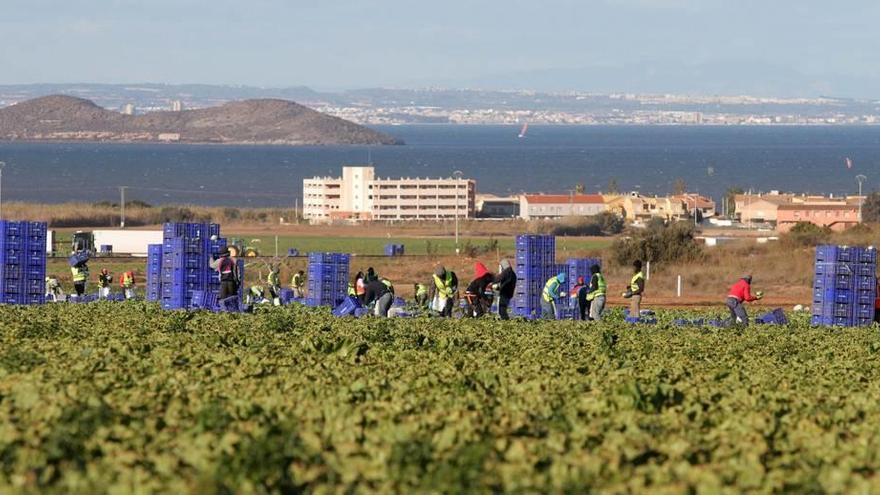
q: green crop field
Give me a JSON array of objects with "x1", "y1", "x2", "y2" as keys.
[{"x1": 1, "y1": 303, "x2": 879, "y2": 493}]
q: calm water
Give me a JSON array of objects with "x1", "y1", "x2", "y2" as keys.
[{"x1": 0, "y1": 125, "x2": 878, "y2": 207}]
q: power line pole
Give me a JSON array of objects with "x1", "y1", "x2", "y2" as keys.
[
  {"x1": 119, "y1": 186, "x2": 128, "y2": 228},
  {"x1": 856, "y1": 175, "x2": 867, "y2": 223}
]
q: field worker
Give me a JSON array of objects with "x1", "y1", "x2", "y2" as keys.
[
  {"x1": 98, "y1": 268, "x2": 113, "y2": 300},
  {"x1": 587, "y1": 264, "x2": 607, "y2": 321},
  {"x1": 209, "y1": 248, "x2": 239, "y2": 300},
  {"x1": 45, "y1": 276, "x2": 64, "y2": 302},
  {"x1": 430, "y1": 265, "x2": 458, "y2": 317},
  {"x1": 493, "y1": 259, "x2": 517, "y2": 320},
  {"x1": 622, "y1": 260, "x2": 645, "y2": 317},
  {"x1": 541, "y1": 272, "x2": 567, "y2": 319},
  {"x1": 119, "y1": 270, "x2": 135, "y2": 300},
  {"x1": 726, "y1": 275, "x2": 763, "y2": 326},
  {"x1": 71, "y1": 261, "x2": 89, "y2": 298},
  {"x1": 266, "y1": 265, "x2": 281, "y2": 305},
  {"x1": 247, "y1": 285, "x2": 267, "y2": 305},
  {"x1": 291, "y1": 270, "x2": 305, "y2": 299},
  {"x1": 363, "y1": 277, "x2": 394, "y2": 317},
  {"x1": 413, "y1": 283, "x2": 428, "y2": 307},
  {"x1": 355, "y1": 271, "x2": 367, "y2": 303},
  {"x1": 569, "y1": 276, "x2": 590, "y2": 321},
  {"x1": 464, "y1": 262, "x2": 494, "y2": 317}
]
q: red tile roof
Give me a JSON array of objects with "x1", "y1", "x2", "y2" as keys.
[{"x1": 524, "y1": 194, "x2": 604, "y2": 204}]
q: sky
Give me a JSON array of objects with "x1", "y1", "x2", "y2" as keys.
[{"x1": 2, "y1": 0, "x2": 880, "y2": 97}]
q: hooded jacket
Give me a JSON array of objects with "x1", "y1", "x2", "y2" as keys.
[
  {"x1": 494, "y1": 259, "x2": 517, "y2": 299},
  {"x1": 466, "y1": 262, "x2": 494, "y2": 298}
]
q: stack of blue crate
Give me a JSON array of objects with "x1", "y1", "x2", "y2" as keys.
[
  {"x1": 145, "y1": 243, "x2": 162, "y2": 302},
  {"x1": 0, "y1": 221, "x2": 47, "y2": 305},
  {"x1": 513, "y1": 234, "x2": 556, "y2": 319},
  {"x1": 384, "y1": 244, "x2": 405, "y2": 256},
  {"x1": 157, "y1": 222, "x2": 240, "y2": 310},
  {"x1": 812, "y1": 245, "x2": 877, "y2": 327},
  {"x1": 306, "y1": 252, "x2": 350, "y2": 307}
]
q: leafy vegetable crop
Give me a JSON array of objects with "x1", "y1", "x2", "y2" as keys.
[{"x1": 1, "y1": 303, "x2": 879, "y2": 493}]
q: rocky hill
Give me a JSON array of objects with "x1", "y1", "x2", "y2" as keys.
[{"x1": 0, "y1": 95, "x2": 402, "y2": 145}]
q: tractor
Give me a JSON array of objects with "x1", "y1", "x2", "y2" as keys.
[{"x1": 227, "y1": 238, "x2": 261, "y2": 257}]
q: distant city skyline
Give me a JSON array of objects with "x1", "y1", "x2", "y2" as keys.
[{"x1": 3, "y1": 0, "x2": 880, "y2": 98}]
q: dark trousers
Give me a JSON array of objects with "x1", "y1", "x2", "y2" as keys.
[
  {"x1": 74, "y1": 282, "x2": 85, "y2": 296},
  {"x1": 498, "y1": 296, "x2": 511, "y2": 320},
  {"x1": 220, "y1": 280, "x2": 238, "y2": 300},
  {"x1": 726, "y1": 297, "x2": 749, "y2": 326},
  {"x1": 441, "y1": 298, "x2": 454, "y2": 317},
  {"x1": 578, "y1": 300, "x2": 591, "y2": 321}
]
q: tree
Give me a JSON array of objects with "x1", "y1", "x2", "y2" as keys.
[
  {"x1": 862, "y1": 191, "x2": 880, "y2": 223},
  {"x1": 607, "y1": 178, "x2": 620, "y2": 194},
  {"x1": 612, "y1": 221, "x2": 702, "y2": 265},
  {"x1": 725, "y1": 187, "x2": 744, "y2": 218},
  {"x1": 673, "y1": 178, "x2": 688, "y2": 195}
]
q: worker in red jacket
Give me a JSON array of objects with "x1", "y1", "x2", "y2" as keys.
[{"x1": 726, "y1": 275, "x2": 763, "y2": 326}]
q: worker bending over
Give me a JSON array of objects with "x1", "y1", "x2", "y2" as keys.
[
  {"x1": 266, "y1": 265, "x2": 281, "y2": 305},
  {"x1": 291, "y1": 270, "x2": 305, "y2": 299},
  {"x1": 364, "y1": 278, "x2": 395, "y2": 317},
  {"x1": 541, "y1": 272, "x2": 567, "y2": 319},
  {"x1": 465, "y1": 262, "x2": 494, "y2": 317},
  {"x1": 726, "y1": 275, "x2": 762, "y2": 326},
  {"x1": 430, "y1": 265, "x2": 458, "y2": 317},
  {"x1": 413, "y1": 283, "x2": 428, "y2": 307}
]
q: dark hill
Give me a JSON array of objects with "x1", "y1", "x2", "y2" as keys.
[{"x1": 0, "y1": 95, "x2": 402, "y2": 145}]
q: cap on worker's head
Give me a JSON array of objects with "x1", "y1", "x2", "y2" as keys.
[
  {"x1": 577, "y1": 276, "x2": 585, "y2": 285},
  {"x1": 557, "y1": 272, "x2": 567, "y2": 283},
  {"x1": 743, "y1": 274, "x2": 752, "y2": 283},
  {"x1": 591, "y1": 264, "x2": 601, "y2": 274},
  {"x1": 499, "y1": 258, "x2": 511, "y2": 270},
  {"x1": 633, "y1": 260, "x2": 643, "y2": 270},
  {"x1": 434, "y1": 265, "x2": 446, "y2": 277}
]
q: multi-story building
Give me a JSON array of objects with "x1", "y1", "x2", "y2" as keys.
[
  {"x1": 303, "y1": 166, "x2": 475, "y2": 223},
  {"x1": 776, "y1": 204, "x2": 860, "y2": 232},
  {"x1": 519, "y1": 194, "x2": 605, "y2": 220},
  {"x1": 671, "y1": 194, "x2": 716, "y2": 219}
]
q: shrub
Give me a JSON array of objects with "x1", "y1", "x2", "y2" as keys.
[
  {"x1": 782, "y1": 222, "x2": 832, "y2": 247},
  {"x1": 612, "y1": 221, "x2": 702, "y2": 265}
]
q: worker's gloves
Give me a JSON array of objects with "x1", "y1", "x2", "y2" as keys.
[{"x1": 622, "y1": 290, "x2": 632, "y2": 299}]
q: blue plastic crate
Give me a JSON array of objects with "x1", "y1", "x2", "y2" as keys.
[
  {"x1": 332, "y1": 296, "x2": 363, "y2": 317},
  {"x1": 811, "y1": 315, "x2": 853, "y2": 326}
]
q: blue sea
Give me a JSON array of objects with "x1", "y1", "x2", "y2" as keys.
[{"x1": 0, "y1": 125, "x2": 878, "y2": 207}]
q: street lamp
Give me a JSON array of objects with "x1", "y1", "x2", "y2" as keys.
[
  {"x1": 0, "y1": 161, "x2": 5, "y2": 221},
  {"x1": 453, "y1": 170, "x2": 463, "y2": 255},
  {"x1": 856, "y1": 175, "x2": 867, "y2": 223}
]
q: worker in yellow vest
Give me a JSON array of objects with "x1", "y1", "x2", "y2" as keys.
[
  {"x1": 414, "y1": 283, "x2": 428, "y2": 307},
  {"x1": 71, "y1": 263, "x2": 89, "y2": 297},
  {"x1": 586, "y1": 264, "x2": 607, "y2": 321},
  {"x1": 541, "y1": 272, "x2": 567, "y2": 319},
  {"x1": 120, "y1": 271, "x2": 135, "y2": 300},
  {"x1": 291, "y1": 270, "x2": 306, "y2": 299},
  {"x1": 429, "y1": 266, "x2": 458, "y2": 317},
  {"x1": 266, "y1": 266, "x2": 281, "y2": 305},
  {"x1": 622, "y1": 260, "x2": 646, "y2": 317}
]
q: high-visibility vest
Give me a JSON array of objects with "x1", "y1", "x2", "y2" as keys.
[
  {"x1": 292, "y1": 273, "x2": 304, "y2": 288},
  {"x1": 347, "y1": 283, "x2": 356, "y2": 296},
  {"x1": 267, "y1": 271, "x2": 279, "y2": 287},
  {"x1": 542, "y1": 276, "x2": 562, "y2": 302},
  {"x1": 631, "y1": 272, "x2": 645, "y2": 293},
  {"x1": 433, "y1": 273, "x2": 454, "y2": 298},
  {"x1": 587, "y1": 273, "x2": 606, "y2": 301},
  {"x1": 121, "y1": 272, "x2": 134, "y2": 288},
  {"x1": 99, "y1": 274, "x2": 112, "y2": 288},
  {"x1": 381, "y1": 278, "x2": 394, "y2": 294},
  {"x1": 71, "y1": 265, "x2": 88, "y2": 283},
  {"x1": 416, "y1": 284, "x2": 428, "y2": 297}
]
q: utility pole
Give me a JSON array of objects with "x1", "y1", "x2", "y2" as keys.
[
  {"x1": 453, "y1": 170, "x2": 463, "y2": 254},
  {"x1": 119, "y1": 186, "x2": 128, "y2": 228},
  {"x1": 857, "y1": 175, "x2": 867, "y2": 223},
  {"x1": 0, "y1": 161, "x2": 5, "y2": 221}
]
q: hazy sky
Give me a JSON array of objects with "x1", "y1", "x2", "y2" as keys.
[{"x1": 3, "y1": 0, "x2": 879, "y2": 96}]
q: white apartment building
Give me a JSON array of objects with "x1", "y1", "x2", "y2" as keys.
[{"x1": 303, "y1": 166, "x2": 475, "y2": 223}]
